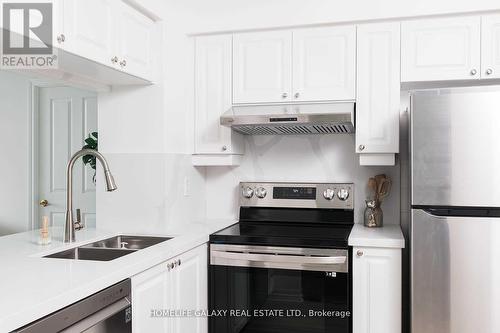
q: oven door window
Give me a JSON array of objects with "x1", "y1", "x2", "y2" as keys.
[{"x1": 210, "y1": 266, "x2": 351, "y2": 333}]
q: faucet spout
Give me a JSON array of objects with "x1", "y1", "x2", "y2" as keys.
[{"x1": 64, "y1": 149, "x2": 117, "y2": 243}]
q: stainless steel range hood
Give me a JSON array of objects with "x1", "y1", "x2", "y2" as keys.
[{"x1": 220, "y1": 102, "x2": 355, "y2": 135}]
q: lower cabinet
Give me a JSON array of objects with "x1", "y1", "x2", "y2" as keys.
[
  {"x1": 132, "y1": 244, "x2": 208, "y2": 333},
  {"x1": 353, "y1": 246, "x2": 401, "y2": 333}
]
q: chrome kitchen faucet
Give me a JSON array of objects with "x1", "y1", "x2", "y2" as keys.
[{"x1": 64, "y1": 149, "x2": 117, "y2": 243}]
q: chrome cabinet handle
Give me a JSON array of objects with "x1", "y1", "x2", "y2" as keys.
[
  {"x1": 111, "y1": 56, "x2": 118, "y2": 64},
  {"x1": 358, "y1": 144, "x2": 365, "y2": 151},
  {"x1": 470, "y1": 69, "x2": 477, "y2": 76},
  {"x1": 294, "y1": 92, "x2": 300, "y2": 99},
  {"x1": 281, "y1": 92, "x2": 288, "y2": 99},
  {"x1": 57, "y1": 34, "x2": 65, "y2": 43},
  {"x1": 486, "y1": 68, "x2": 493, "y2": 75},
  {"x1": 222, "y1": 145, "x2": 227, "y2": 151},
  {"x1": 119, "y1": 59, "x2": 127, "y2": 67},
  {"x1": 177, "y1": 259, "x2": 181, "y2": 266},
  {"x1": 356, "y1": 250, "x2": 364, "y2": 257}
]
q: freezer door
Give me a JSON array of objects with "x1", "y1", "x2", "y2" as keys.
[
  {"x1": 411, "y1": 209, "x2": 500, "y2": 333},
  {"x1": 411, "y1": 87, "x2": 500, "y2": 207}
]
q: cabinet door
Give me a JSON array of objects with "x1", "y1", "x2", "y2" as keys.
[
  {"x1": 353, "y1": 247, "x2": 401, "y2": 333},
  {"x1": 401, "y1": 16, "x2": 481, "y2": 82},
  {"x1": 356, "y1": 22, "x2": 400, "y2": 157},
  {"x1": 292, "y1": 26, "x2": 356, "y2": 101},
  {"x1": 233, "y1": 31, "x2": 292, "y2": 103},
  {"x1": 62, "y1": 0, "x2": 115, "y2": 67},
  {"x1": 481, "y1": 14, "x2": 500, "y2": 79},
  {"x1": 169, "y1": 244, "x2": 208, "y2": 333},
  {"x1": 132, "y1": 263, "x2": 170, "y2": 333},
  {"x1": 195, "y1": 35, "x2": 243, "y2": 155},
  {"x1": 115, "y1": 2, "x2": 155, "y2": 80}
]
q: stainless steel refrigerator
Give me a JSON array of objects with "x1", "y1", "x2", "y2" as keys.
[{"x1": 411, "y1": 87, "x2": 500, "y2": 333}]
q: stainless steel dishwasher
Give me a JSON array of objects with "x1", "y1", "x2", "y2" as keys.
[{"x1": 14, "y1": 279, "x2": 132, "y2": 333}]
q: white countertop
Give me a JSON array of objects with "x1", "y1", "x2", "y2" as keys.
[
  {"x1": 0, "y1": 220, "x2": 235, "y2": 332},
  {"x1": 348, "y1": 224, "x2": 405, "y2": 249}
]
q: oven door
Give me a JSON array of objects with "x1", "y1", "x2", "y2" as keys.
[{"x1": 209, "y1": 244, "x2": 351, "y2": 333}]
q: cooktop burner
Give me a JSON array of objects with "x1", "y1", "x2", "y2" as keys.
[{"x1": 210, "y1": 220, "x2": 353, "y2": 248}]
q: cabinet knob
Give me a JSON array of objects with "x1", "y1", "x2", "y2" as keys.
[
  {"x1": 294, "y1": 92, "x2": 300, "y2": 99},
  {"x1": 120, "y1": 59, "x2": 127, "y2": 67},
  {"x1": 486, "y1": 68, "x2": 493, "y2": 75},
  {"x1": 39, "y1": 199, "x2": 49, "y2": 207},
  {"x1": 177, "y1": 259, "x2": 181, "y2": 266},
  {"x1": 111, "y1": 56, "x2": 118, "y2": 64},
  {"x1": 358, "y1": 144, "x2": 365, "y2": 151},
  {"x1": 281, "y1": 92, "x2": 288, "y2": 99},
  {"x1": 222, "y1": 145, "x2": 227, "y2": 152},
  {"x1": 57, "y1": 34, "x2": 65, "y2": 43},
  {"x1": 356, "y1": 250, "x2": 364, "y2": 257},
  {"x1": 470, "y1": 69, "x2": 477, "y2": 76}
]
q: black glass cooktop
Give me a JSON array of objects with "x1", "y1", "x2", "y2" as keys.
[{"x1": 210, "y1": 207, "x2": 354, "y2": 249}]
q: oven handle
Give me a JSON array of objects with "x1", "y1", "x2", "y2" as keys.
[{"x1": 211, "y1": 250, "x2": 347, "y2": 265}]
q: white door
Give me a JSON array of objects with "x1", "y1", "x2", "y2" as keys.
[
  {"x1": 481, "y1": 14, "x2": 500, "y2": 79},
  {"x1": 233, "y1": 31, "x2": 292, "y2": 104},
  {"x1": 62, "y1": 0, "x2": 115, "y2": 67},
  {"x1": 401, "y1": 16, "x2": 481, "y2": 82},
  {"x1": 132, "y1": 262, "x2": 170, "y2": 333},
  {"x1": 356, "y1": 22, "x2": 400, "y2": 156},
  {"x1": 195, "y1": 35, "x2": 243, "y2": 155},
  {"x1": 38, "y1": 87, "x2": 97, "y2": 230},
  {"x1": 115, "y1": 2, "x2": 155, "y2": 80},
  {"x1": 353, "y1": 247, "x2": 401, "y2": 333},
  {"x1": 292, "y1": 26, "x2": 356, "y2": 101},
  {"x1": 169, "y1": 244, "x2": 208, "y2": 333}
]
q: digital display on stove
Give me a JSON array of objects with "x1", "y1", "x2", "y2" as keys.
[{"x1": 273, "y1": 187, "x2": 317, "y2": 200}]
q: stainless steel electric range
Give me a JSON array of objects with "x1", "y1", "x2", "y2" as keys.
[{"x1": 209, "y1": 182, "x2": 354, "y2": 333}]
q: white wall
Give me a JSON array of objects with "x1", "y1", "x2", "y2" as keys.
[{"x1": 0, "y1": 72, "x2": 31, "y2": 235}]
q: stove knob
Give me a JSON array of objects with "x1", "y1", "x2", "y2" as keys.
[
  {"x1": 337, "y1": 188, "x2": 350, "y2": 201},
  {"x1": 242, "y1": 187, "x2": 254, "y2": 199},
  {"x1": 255, "y1": 187, "x2": 267, "y2": 199},
  {"x1": 323, "y1": 188, "x2": 335, "y2": 201}
]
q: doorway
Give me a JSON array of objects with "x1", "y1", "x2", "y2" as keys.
[{"x1": 33, "y1": 86, "x2": 97, "y2": 230}]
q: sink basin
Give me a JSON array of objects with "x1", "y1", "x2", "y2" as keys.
[
  {"x1": 81, "y1": 235, "x2": 172, "y2": 250},
  {"x1": 43, "y1": 235, "x2": 172, "y2": 261},
  {"x1": 44, "y1": 247, "x2": 135, "y2": 261}
]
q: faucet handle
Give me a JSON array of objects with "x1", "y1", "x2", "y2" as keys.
[{"x1": 74, "y1": 209, "x2": 84, "y2": 231}]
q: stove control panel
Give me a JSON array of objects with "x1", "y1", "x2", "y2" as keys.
[{"x1": 240, "y1": 182, "x2": 354, "y2": 209}]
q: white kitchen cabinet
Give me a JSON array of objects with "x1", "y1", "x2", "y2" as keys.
[
  {"x1": 115, "y1": 1, "x2": 154, "y2": 80},
  {"x1": 131, "y1": 244, "x2": 208, "y2": 333},
  {"x1": 57, "y1": 0, "x2": 155, "y2": 82},
  {"x1": 233, "y1": 26, "x2": 356, "y2": 104},
  {"x1": 292, "y1": 26, "x2": 356, "y2": 102},
  {"x1": 233, "y1": 31, "x2": 292, "y2": 104},
  {"x1": 353, "y1": 247, "x2": 401, "y2": 333},
  {"x1": 401, "y1": 16, "x2": 481, "y2": 82},
  {"x1": 193, "y1": 35, "x2": 244, "y2": 166},
  {"x1": 61, "y1": 0, "x2": 115, "y2": 66},
  {"x1": 481, "y1": 14, "x2": 500, "y2": 79},
  {"x1": 356, "y1": 22, "x2": 400, "y2": 166}
]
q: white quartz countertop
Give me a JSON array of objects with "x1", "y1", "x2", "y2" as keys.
[
  {"x1": 348, "y1": 224, "x2": 405, "y2": 249},
  {"x1": 0, "y1": 220, "x2": 235, "y2": 332}
]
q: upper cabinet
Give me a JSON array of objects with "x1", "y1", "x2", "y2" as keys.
[
  {"x1": 233, "y1": 26, "x2": 356, "y2": 104},
  {"x1": 193, "y1": 35, "x2": 244, "y2": 166},
  {"x1": 401, "y1": 16, "x2": 481, "y2": 82},
  {"x1": 233, "y1": 31, "x2": 292, "y2": 104},
  {"x1": 293, "y1": 26, "x2": 356, "y2": 101},
  {"x1": 56, "y1": 0, "x2": 155, "y2": 82},
  {"x1": 61, "y1": 0, "x2": 114, "y2": 67},
  {"x1": 356, "y1": 22, "x2": 400, "y2": 166},
  {"x1": 481, "y1": 14, "x2": 500, "y2": 79}
]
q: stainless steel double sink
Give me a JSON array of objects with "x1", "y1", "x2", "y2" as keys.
[{"x1": 44, "y1": 235, "x2": 172, "y2": 261}]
